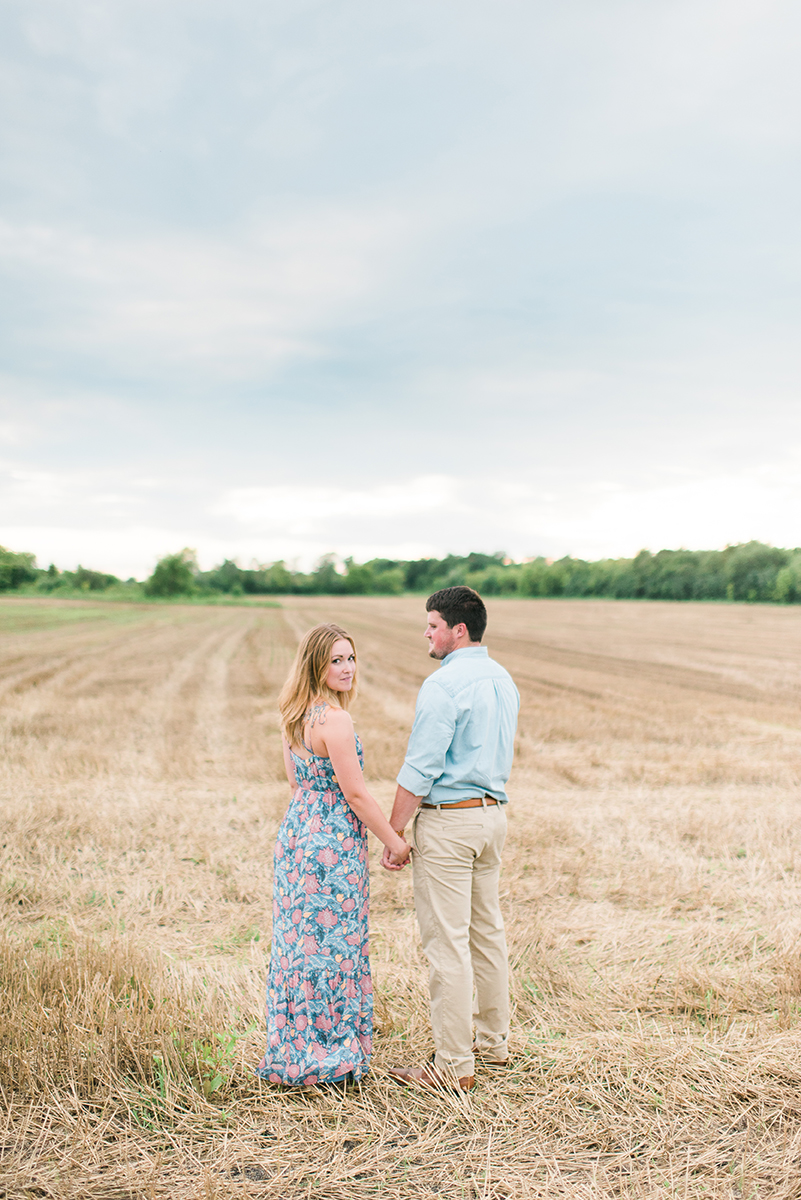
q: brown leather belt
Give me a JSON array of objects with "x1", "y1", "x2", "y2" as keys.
[{"x1": 421, "y1": 796, "x2": 499, "y2": 810}]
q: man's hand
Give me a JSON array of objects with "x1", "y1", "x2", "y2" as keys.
[
  {"x1": 381, "y1": 786, "x2": 421, "y2": 871},
  {"x1": 382, "y1": 841, "x2": 411, "y2": 871}
]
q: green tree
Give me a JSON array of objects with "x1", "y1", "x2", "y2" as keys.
[
  {"x1": 200, "y1": 559, "x2": 245, "y2": 594},
  {"x1": 144, "y1": 549, "x2": 198, "y2": 597},
  {"x1": 465, "y1": 565, "x2": 518, "y2": 595},
  {"x1": 256, "y1": 560, "x2": 294, "y2": 593},
  {"x1": 66, "y1": 566, "x2": 119, "y2": 591},
  {"x1": 370, "y1": 565, "x2": 404, "y2": 594},
  {"x1": 724, "y1": 542, "x2": 787, "y2": 602},
  {"x1": 0, "y1": 546, "x2": 37, "y2": 591},
  {"x1": 310, "y1": 554, "x2": 344, "y2": 594},
  {"x1": 519, "y1": 558, "x2": 549, "y2": 597},
  {"x1": 774, "y1": 553, "x2": 801, "y2": 603},
  {"x1": 341, "y1": 559, "x2": 374, "y2": 595}
]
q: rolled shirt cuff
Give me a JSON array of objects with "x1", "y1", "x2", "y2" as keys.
[{"x1": 396, "y1": 763, "x2": 431, "y2": 798}]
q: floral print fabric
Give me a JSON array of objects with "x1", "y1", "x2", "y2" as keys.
[{"x1": 256, "y1": 735, "x2": 372, "y2": 1085}]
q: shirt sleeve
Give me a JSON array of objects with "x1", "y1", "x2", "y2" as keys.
[{"x1": 396, "y1": 678, "x2": 457, "y2": 797}]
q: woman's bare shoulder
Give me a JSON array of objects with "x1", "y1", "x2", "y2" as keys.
[{"x1": 320, "y1": 706, "x2": 354, "y2": 737}]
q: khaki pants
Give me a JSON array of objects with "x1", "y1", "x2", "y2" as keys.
[{"x1": 411, "y1": 803, "x2": 509, "y2": 1080}]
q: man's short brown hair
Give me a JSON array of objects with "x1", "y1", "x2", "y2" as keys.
[{"x1": 426, "y1": 586, "x2": 487, "y2": 642}]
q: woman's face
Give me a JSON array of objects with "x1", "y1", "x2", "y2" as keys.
[{"x1": 325, "y1": 638, "x2": 356, "y2": 693}]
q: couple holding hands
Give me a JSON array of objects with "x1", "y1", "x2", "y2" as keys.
[{"x1": 256, "y1": 586, "x2": 519, "y2": 1093}]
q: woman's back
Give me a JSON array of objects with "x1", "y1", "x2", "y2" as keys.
[
  {"x1": 290, "y1": 738, "x2": 364, "y2": 792},
  {"x1": 289, "y1": 702, "x2": 363, "y2": 792}
]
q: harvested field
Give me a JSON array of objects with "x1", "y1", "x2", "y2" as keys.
[{"x1": 2, "y1": 593, "x2": 801, "y2": 1199}]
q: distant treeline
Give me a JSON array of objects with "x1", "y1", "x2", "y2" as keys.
[
  {"x1": 0, "y1": 548, "x2": 120, "y2": 594},
  {"x1": 3, "y1": 540, "x2": 801, "y2": 603}
]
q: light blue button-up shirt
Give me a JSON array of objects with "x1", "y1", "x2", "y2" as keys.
[{"x1": 397, "y1": 646, "x2": 520, "y2": 805}]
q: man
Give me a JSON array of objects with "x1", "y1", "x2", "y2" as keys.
[{"x1": 382, "y1": 585, "x2": 520, "y2": 1093}]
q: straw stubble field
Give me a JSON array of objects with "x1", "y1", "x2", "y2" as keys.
[{"x1": 2, "y1": 594, "x2": 801, "y2": 1199}]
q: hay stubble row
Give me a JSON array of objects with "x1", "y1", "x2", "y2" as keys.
[{"x1": 2, "y1": 595, "x2": 801, "y2": 1198}]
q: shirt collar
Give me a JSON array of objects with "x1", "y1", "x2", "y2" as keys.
[{"x1": 440, "y1": 645, "x2": 488, "y2": 666}]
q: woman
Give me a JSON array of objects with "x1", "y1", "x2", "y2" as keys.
[{"x1": 256, "y1": 623, "x2": 410, "y2": 1087}]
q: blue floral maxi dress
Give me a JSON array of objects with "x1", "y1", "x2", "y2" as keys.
[{"x1": 256, "y1": 735, "x2": 372, "y2": 1085}]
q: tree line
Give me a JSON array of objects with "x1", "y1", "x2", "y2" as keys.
[{"x1": 3, "y1": 540, "x2": 801, "y2": 603}]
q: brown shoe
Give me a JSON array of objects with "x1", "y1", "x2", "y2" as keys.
[
  {"x1": 472, "y1": 1045, "x2": 509, "y2": 1068},
  {"x1": 388, "y1": 1064, "x2": 475, "y2": 1093},
  {"x1": 474, "y1": 1054, "x2": 509, "y2": 1068}
]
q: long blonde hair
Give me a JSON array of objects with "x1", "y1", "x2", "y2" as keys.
[{"x1": 279, "y1": 623, "x2": 357, "y2": 748}]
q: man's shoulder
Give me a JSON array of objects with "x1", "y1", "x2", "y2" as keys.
[
  {"x1": 458, "y1": 648, "x2": 515, "y2": 682},
  {"x1": 482, "y1": 653, "x2": 515, "y2": 680},
  {"x1": 477, "y1": 657, "x2": 519, "y2": 699},
  {"x1": 429, "y1": 650, "x2": 517, "y2": 697},
  {"x1": 418, "y1": 670, "x2": 454, "y2": 699}
]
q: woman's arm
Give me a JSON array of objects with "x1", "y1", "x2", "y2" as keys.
[
  {"x1": 281, "y1": 735, "x2": 298, "y2": 791},
  {"x1": 319, "y1": 710, "x2": 410, "y2": 860}
]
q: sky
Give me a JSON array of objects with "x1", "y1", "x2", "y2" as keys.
[{"x1": 1, "y1": 0, "x2": 801, "y2": 578}]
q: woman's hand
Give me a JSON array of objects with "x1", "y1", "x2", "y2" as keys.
[{"x1": 382, "y1": 840, "x2": 411, "y2": 871}]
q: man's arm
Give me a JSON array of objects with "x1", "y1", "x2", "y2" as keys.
[
  {"x1": 395, "y1": 681, "x2": 455, "y2": 798},
  {"x1": 383, "y1": 679, "x2": 456, "y2": 872},
  {"x1": 381, "y1": 784, "x2": 422, "y2": 871}
]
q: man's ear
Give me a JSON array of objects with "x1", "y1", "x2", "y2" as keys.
[{"x1": 452, "y1": 622, "x2": 468, "y2": 640}]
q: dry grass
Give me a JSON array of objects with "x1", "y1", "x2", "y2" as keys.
[{"x1": 3, "y1": 595, "x2": 801, "y2": 1198}]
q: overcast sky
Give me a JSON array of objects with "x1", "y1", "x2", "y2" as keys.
[{"x1": 2, "y1": 0, "x2": 800, "y2": 577}]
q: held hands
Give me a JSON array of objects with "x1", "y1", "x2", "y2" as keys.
[{"x1": 382, "y1": 838, "x2": 411, "y2": 871}]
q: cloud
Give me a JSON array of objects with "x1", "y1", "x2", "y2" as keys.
[
  {"x1": 1, "y1": 1, "x2": 800, "y2": 578},
  {"x1": 211, "y1": 476, "x2": 461, "y2": 535},
  {"x1": 0, "y1": 422, "x2": 23, "y2": 446},
  {"x1": 0, "y1": 204, "x2": 417, "y2": 381},
  {"x1": 0, "y1": 525, "x2": 159, "y2": 578},
  {"x1": 0, "y1": 517, "x2": 445, "y2": 579},
  {"x1": 533, "y1": 466, "x2": 801, "y2": 560},
  {"x1": 206, "y1": 459, "x2": 801, "y2": 567},
  {"x1": 5, "y1": 456, "x2": 801, "y2": 580}
]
